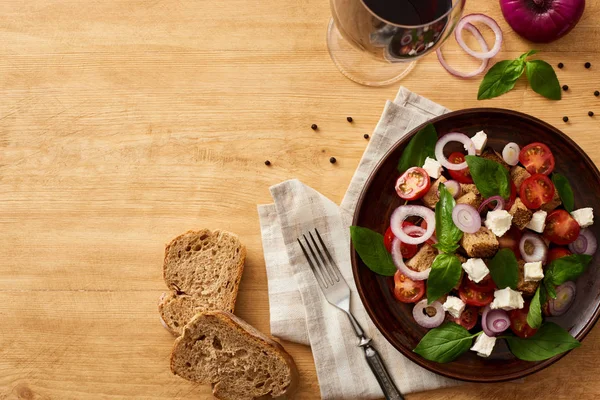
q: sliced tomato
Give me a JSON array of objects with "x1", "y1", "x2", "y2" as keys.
[
  {"x1": 466, "y1": 274, "x2": 497, "y2": 292},
  {"x1": 509, "y1": 303, "x2": 538, "y2": 338},
  {"x1": 384, "y1": 224, "x2": 418, "y2": 258},
  {"x1": 547, "y1": 247, "x2": 572, "y2": 263},
  {"x1": 544, "y1": 210, "x2": 581, "y2": 245},
  {"x1": 384, "y1": 227, "x2": 395, "y2": 252},
  {"x1": 519, "y1": 173, "x2": 555, "y2": 209},
  {"x1": 519, "y1": 142, "x2": 555, "y2": 175},
  {"x1": 450, "y1": 305, "x2": 479, "y2": 330},
  {"x1": 459, "y1": 285, "x2": 494, "y2": 307},
  {"x1": 393, "y1": 271, "x2": 425, "y2": 303},
  {"x1": 505, "y1": 181, "x2": 518, "y2": 210},
  {"x1": 447, "y1": 152, "x2": 474, "y2": 184},
  {"x1": 396, "y1": 167, "x2": 431, "y2": 201},
  {"x1": 417, "y1": 219, "x2": 436, "y2": 246},
  {"x1": 497, "y1": 226, "x2": 523, "y2": 259}
]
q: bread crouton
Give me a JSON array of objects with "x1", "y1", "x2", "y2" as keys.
[
  {"x1": 460, "y1": 184, "x2": 480, "y2": 197},
  {"x1": 509, "y1": 198, "x2": 533, "y2": 230},
  {"x1": 540, "y1": 187, "x2": 562, "y2": 212},
  {"x1": 422, "y1": 176, "x2": 447, "y2": 209},
  {"x1": 510, "y1": 166, "x2": 531, "y2": 190},
  {"x1": 517, "y1": 260, "x2": 539, "y2": 297},
  {"x1": 481, "y1": 149, "x2": 510, "y2": 171},
  {"x1": 456, "y1": 192, "x2": 483, "y2": 209},
  {"x1": 406, "y1": 243, "x2": 437, "y2": 272},
  {"x1": 460, "y1": 227, "x2": 499, "y2": 258}
]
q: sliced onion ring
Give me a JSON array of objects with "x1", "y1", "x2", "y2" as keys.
[
  {"x1": 456, "y1": 14, "x2": 503, "y2": 60},
  {"x1": 412, "y1": 299, "x2": 445, "y2": 328},
  {"x1": 404, "y1": 225, "x2": 438, "y2": 245},
  {"x1": 452, "y1": 204, "x2": 482, "y2": 234},
  {"x1": 434, "y1": 133, "x2": 477, "y2": 171},
  {"x1": 569, "y1": 228, "x2": 598, "y2": 256},
  {"x1": 392, "y1": 238, "x2": 430, "y2": 281},
  {"x1": 478, "y1": 196, "x2": 505, "y2": 213},
  {"x1": 436, "y1": 23, "x2": 490, "y2": 78},
  {"x1": 390, "y1": 205, "x2": 436, "y2": 245},
  {"x1": 502, "y1": 142, "x2": 520, "y2": 166},
  {"x1": 549, "y1": 281, "x2": 576, "y2": 317},
  {"x1": 519, "y1": 232, "x2": 548, "y2": 263},
  {"x1": 443, "y1": 180, "x2": 462, "y2": 199},
  {"x1": 482, "y1": 305, "x2": 510, "y2": 336}
]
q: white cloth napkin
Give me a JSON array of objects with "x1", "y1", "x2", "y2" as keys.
[{"x1": 258, "y1": 87, "x2": 457, "y2": 399}]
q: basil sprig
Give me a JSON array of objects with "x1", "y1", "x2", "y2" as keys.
[
  {"x1": 433, "y1": 184, "x2": 463, "y2": 254},
  {"x1": 505, "y1": 323, "x2": 581, "y2": 361},
  {"x1": 551, "y1": 173, "x2": 575, "y2": 212},
  {"x1": 465, "y1": 156, "x2": 511, "y2": 199},
  {"x1": 527, "y1": 285, "x2": 546, "y2": 330},
  {"x1": 350, "y1": 226, "x2": 396, "y2": 276},
  {"x1": 414, "y1": 322, "x2": 482, "y2": 363},
  {"x1": 397, "y1": 123, "x2": 437, "y2": 173},
  {"x1": 545, "y1": 254, "x2": 593, "y2": 286},
  {"x1": 426, "y1": 254, "x2": 462, "y2": 304},
  {"x1": 488, "y1": 248, "x2": 519, "y2": 290}
]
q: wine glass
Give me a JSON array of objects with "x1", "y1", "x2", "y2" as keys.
[{"x1": 328, "y1": 0, "x2": 466, "y2": 86}]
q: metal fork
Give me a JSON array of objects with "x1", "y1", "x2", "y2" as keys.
[{"x1": 298, "y1": 229, "x2": 404, "y2": 400}]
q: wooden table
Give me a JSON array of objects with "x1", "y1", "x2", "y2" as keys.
[{"x1": 1, "y1": 0, "x2": 600, "y2": 399}]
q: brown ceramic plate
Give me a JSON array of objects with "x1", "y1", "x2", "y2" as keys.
[{"x1": 351, "y1": 108, "x2": 600, "y2": 382}]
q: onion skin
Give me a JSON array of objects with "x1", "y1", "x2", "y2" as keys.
[{"x1": 500, "y1": 0, "x2": 586, "y2": 43}]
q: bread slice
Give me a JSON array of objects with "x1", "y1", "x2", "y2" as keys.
[
  {"x1": 171, "y1": 311, "x2": 299, "y2": 400},
  {"x1": 159, "y1": 229, "x2": 246, "y2": 336}
]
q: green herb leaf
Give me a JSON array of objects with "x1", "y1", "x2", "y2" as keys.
[
  {"x1": 465, "y1": 155, "x2": 511, "y2": 199},
  {"x1": 526, "y1": 60, "x2": 562, "y2": 100},
  {"x1": 551, "y1": 173, "x2": 575, "y2": 212},
  {"x1": 350, "y1": 226, "x2": 396, "y2": 276},
  {"x1": 426, "y1": 253, "x2": 463, "y2": 304},
  {"x1": 518, "y1": 50, "x2": 539, "y2": 61},
  {"x1": 397, "y1": 123, "x2": 438, "y2": 173},
  {"x1": 505, "y1": 322, "x2": 581, "y2": 361},
  {"x1": 432, "y1": 184, "x2": 463, "y2": 254},
  {"x1": 546, "y1": 254, "x2": 593, "y2": 286},
  {"x1": 488, "y1": 248, "x2": 519, "y2": 290},
  {"x1": 527, "y1": 286, "x2": 546, "y2": 330},
  {"x1": 414, "y1": 322, "x2": 481, "y2": 363},
  {"x1": 544, "y1": 275, "x2": 557, "y2": 299},
  {"x1": 478, "y1": 59, "x2": 526, "y2": 100}
]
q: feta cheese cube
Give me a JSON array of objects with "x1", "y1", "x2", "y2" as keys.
[
  {"x1": 443, "y1": 296, "x2": 466, "y2": 318},
  {"x1": 471, "y1": 131, "x2": 488, "y2": 155},
  {"x1": 571, "y1": 208, "x2": 594, "y2": 228},
  {"x1": 490, "y1": 287, "x2": 524, "y2": 311},
  {"x1": 422, "y1": 157, "x2": 442, "y2": 179},
  {"x1": 461, "y1": 258, "x2": 489, "y2": 283},
  {"x1": 470, "y1": 333, "x2": 497, "y2": 357},
  {"x1": 485, "y1": 209, "x2": 513, "y2": 237},
  {"x1": 524, "y1": 261, "x2": 544, "y2": 282},
  {"x1": 526, "y1": 210, "x2": 547, "y2": 233}
]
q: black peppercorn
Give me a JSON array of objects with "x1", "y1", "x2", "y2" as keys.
[
  {"x1": 311, "y1": 124, "x2": 318, "y2": 130},
  {"x1": 364, "y1": 134, "x2": 369, "y2": 139},
  {"x1": 264, "y1": 160, "x2": 271, "y2": 166},
  {"x1": 329, "y1": 157, "x2": 336, "y2": 164},
  {"x1": 558, "y1": 63, "x2": 564, "y2": 69},
  {"x1": 589, "y1": 111, "x2": 594, "y2": 117},
  {"x1": 585, "y1": 62, "x2": 591, "y2": 69},
  {"x1": 562, "y1": 85, "x2": 569, "y2": 91},
  {"x1": 563, "y1": 116, "x2": 569, "y2": 122},
  {"x1": 347, "y1": 116, "x2": 353, "y2": 122},
  {"x1": 595, "y1": 91, "x2": 600, "y2": 97}
]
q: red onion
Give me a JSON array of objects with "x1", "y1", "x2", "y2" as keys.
[
  {"x1": 502, "y1": 142, "x2": 520, "y2": 166},
  {"x1": 436, "y1": 23, "x2": 490, "y2": 79},
  {"x1": 477, "y1": 196, "x2": 505, "y2": 213},
  {"x1": 390, "y1": 205, "x2": 436, "y2": 245},
  {"x1": 392, "y1": 238, "x2": 430, "y2": 281},
  {"x1": 452, "y1": 204, "x2": 482, "y2": 234},
  {"x1": 434, "y1": 133, "x2": 477, "y2": 171},
  {"x1": 500, "y1": 0, "x2": 585, "y2": 44},
  {"x1": 569, "y1": 228, "x2": 598, "y2": 256},
  {"x1": 519, "y1": 232, "x2": 548, "y2": 263},
  {"x1": 549, "y1": 281, "x2": 576, "y2": 316},
  {"x1": 482, "y1": 305, "x2": 510, "y2": 336},
  {"x1": 443, "y1": 180, "x2": 462, "y2": 199},
  {"x1": 456, "y1": 14, "x2": 503, "y2": 60},
  {"x1": 413, "y1": 299, "x2": 445, "y2": 328}
]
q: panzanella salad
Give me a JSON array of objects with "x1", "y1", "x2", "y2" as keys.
[{"x1": 351, "y1": 124, "x2": 594, "y2": 363}]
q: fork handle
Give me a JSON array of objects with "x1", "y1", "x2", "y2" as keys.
[{"x1": 363, "y1": 344, "x2": 404, "y2": 400}]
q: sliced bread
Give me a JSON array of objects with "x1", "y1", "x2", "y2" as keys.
[
  {"x1": 171, "y1": 311, "x2": 299, "y2": 400},
  {"x1": 159, "y1": 229, "x2": 246, "y2": 336}
]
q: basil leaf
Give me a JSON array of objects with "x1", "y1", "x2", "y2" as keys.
[
  {"x1": 414, "y1": 322, "x2": 480, "y2": 363},
  {"x1": 432, "y1": 184, "x2": 463, "y2": 254},
  {"x1": 527, "y1": 286, "x2": 546, "y2": 330},
  {"x1": 397, "y1": 123, "x2": 438, "y2": 173},
  {"x1": 426, "y1": 254, "x2": 462, "y2": 304},
  {"x1": 551, "y1": 173, "x2": 575, "y2": 212},
  {"x1": 546, "y1": 254, "x2": 593, "y2": 286},
  {"x1": 350, "y1": 226, "x2": 396, "y2": 276},
  {"x1": 526, "y1": 60, "x2": 561, "y2": 101},
  {"x1": 506, "y1": 322, "x2": 581, "y2": 361},
  {"x1": 478, "y1": 59, "x2": 525, "y2": 100},
  {"x1": 465, "y1": 156, "x2": 511, "y2": 199},
  {"x1": 519, "y1": 50, "x2": 538, "y2": 61},
  {"x1": 488, "y1": 248, "x2": 519, "y2": 290},
  {"x1": 544, "y1": 275, "x2": 557, "y2": 299}
]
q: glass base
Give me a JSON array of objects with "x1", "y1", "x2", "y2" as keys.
[{"x1": 326, "y1": 18, "x2": 416, "y2": 87}]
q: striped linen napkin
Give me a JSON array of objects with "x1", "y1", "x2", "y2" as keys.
[{"x1": 257, "y1": 87, "x2": 458, "y2": 399}]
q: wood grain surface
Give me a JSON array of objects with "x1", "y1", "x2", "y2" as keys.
[{"x1": 1, "y1": 1, "x2": 600, "y2": 399}]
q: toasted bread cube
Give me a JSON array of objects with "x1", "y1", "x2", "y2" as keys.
[
  {"x1": 540, "y1": 187, "x2": 562, "y2": 212},
  {"x1": 481, "y1": 149, "x2": 510, "y2": 171},
  {"x1": 406, "y1": 243, "x2": 437, "y2": 272},
  {"x1": 509, "y1": 198, "x2": 533, "y2": 230},
  {"x1": 456, "y1": 192, "x2": 483, "y2": 210},
  {"x1": 460, "y1": 184, "x2": 480, "y2": 197},
  {"x1": 517, "y1": 260, "x2": 539, "y2": 297},
  {"x1": 422, "y1": 176, "x2": 447, "y2": 209},
  {"x1": 510, "y1": 166, "x2": 531, "y2": 190},
  {"x1": 460, "y1": 227, "x2": 499, "y2": 258}
]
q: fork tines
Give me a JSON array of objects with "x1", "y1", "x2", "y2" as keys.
[{"x1": 297, "y1": 229, "x2": 341, "y2": 289}]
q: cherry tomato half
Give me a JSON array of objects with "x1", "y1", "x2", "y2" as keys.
[
  {"x1": 449, "y1": 305, "x2": 479, "y2": 331},
  {"x1": 497, "y1": 226, "x2": 523, "y2": 259},
  {"x1": 519, "y1": 142, "x2": 555, "y2": 175},
  {"x1": 447, "y1": 152, "x2": 474, "y2": 184},
  {"x1": 544, "y1": 210, "x2": 581, "y2": 245},
  {"x1": 519, "y1": 173, "x2": 555, "y2": 209},
  {"x1": 393, "y1": 271, "x2": 425, "y2": 303},
  {"x1": 459, "y1": 284, "x2": 494, "y2": 307},
  {"x1": 509, "y1": 303, "x2": 538, "y2": 338},
  {"x1": 383, "y1": 224, "x2": 418, "y2": 259},
  {"x1": 547, "y1": 247, "x2": 572, "y2": 263},
  {"x1": 395, "y1": 167, "x2": 431, "y2": 201},
  {"x1": 466, "y1": 273, "x2": 497, "y2": 292}
]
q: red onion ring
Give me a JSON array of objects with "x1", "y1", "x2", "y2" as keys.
[
  {"x1": 390, "y1": 205, "x2": 436, "y2": 245},
  {"x1": 456, "y1": 14, "x2": 503, "y2": 60},
  {"x1": 569, "y1": 229, "x2": 598, "y2": 256},
  {"x1": 502, "y1": 142, "x2": 520, "y2": 166},
  {"x1": 519, "y1": 232, "x2": 548, "y2": 263},
  {"x1": 452, "y1": 204, "x2": 482, "y2": 234},
  {"x1": 436, "y1": 23, "x2": 490, "y2": 79},
  {"x1": 404, "y1": 225, "x2": 439, "y2": 245},
  {"x1": 434, "y1": 133, "x2": 476, "y2": 171},
  {"x1": 549, "y1": 281, "x2": 576, "y2": 317},
  {"x1": 477, "y1": 196, "x2": 505, "y2": 213},
  {"x1": 442, "y1": 180, "x2": 462, "y2": 199},
  {"x1": 391, "y1": 237, "x2": 430, "y2": 281},
  {"x1": 482, "y1": 305, "x2": 510, "y2": 336},
  {"x1": 412, "y1": 299, "x2": 445, "y2": 329}
]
